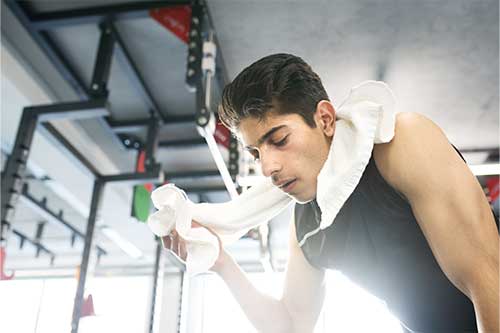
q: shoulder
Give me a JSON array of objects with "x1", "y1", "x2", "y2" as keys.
[{"x1": 372, "y1": 112, "x2": 454, "y2": 197}]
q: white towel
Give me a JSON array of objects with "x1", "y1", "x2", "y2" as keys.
[{"x1": 148, "y1": 80, "x2": 396, "y2": 275}]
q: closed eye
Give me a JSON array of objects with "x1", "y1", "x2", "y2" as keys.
[{"x1": 272, "y1": 135, "x2": 289, "y2": 147}]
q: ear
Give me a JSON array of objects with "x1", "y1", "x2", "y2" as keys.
[{"x1": 314, "y1": 100, "x2": 336, "y2": 137}]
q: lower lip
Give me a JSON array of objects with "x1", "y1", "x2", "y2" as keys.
[{"x1": 282, "y1": 179, "x2": 297, "y2": 193}]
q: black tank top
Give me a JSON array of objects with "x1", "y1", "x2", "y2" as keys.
[{"x1": 294, "y1": 151, "x2": 486, "y2": 332}]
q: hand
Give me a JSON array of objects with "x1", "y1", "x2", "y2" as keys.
[{"x1": 161, "y1": 221, "x2": 228, "y2": 271}]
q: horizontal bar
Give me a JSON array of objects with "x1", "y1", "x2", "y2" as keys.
[
  {"x1": 39, "y1": 123, "x2": 101, "y2": 178},
  {"x1": 24, "y1": 99, "x2": 109, "y2": 122},
  {"x1": 164, "y1": 170, "x2": 221, "y2": 180},
  {"x1": 100, "y1": 164, "x2": 163, "y2": 184},
  {"x1": 108, "y1": 115, "x2": 196, "y2": 133},
  {"x1": 459, "y1": 147, "x2": 499, "y2": 154},
  {"x1": 19, "y1": 187, "x2": 108, "y2": 255},
  {"x1": 28, "y1": 1, "x2": 191, "y2": 30},
  {"x1": 12, "y1": 228, "x2": 55, "y2": 258},
  {"x1": 107, "y1": 118, "x2": 150, "y2": 133},
  {"x1": 159, "y1": 138, "x2": 206, "y2": 149},
  {"x1": 183, "y1": 185, "x2": 227, "y2": 193}
]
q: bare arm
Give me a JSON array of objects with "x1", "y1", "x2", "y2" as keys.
[
  {"x1": 212, "y1": 248, "x2": 293, "y2": 333},
  {"x1": 195, "y1": 213, "x2": 325, "y2": 333},
  {"x1": 374, "y1": 112, "x2": 499, "y2": 332}
]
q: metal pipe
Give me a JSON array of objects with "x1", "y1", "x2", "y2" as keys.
[
  {"x1": 148, "y1": 239, "x2": 164, "y2": 333},
  {"x1": 71, "y1": 180, "x2": 105, "y2": 333}
]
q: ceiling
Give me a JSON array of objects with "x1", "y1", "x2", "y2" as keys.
[{"x1": 1, "y1": 0, "x2": 498, "y2": 276}]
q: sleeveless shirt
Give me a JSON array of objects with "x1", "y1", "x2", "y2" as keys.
[{"x1": 294, "y1": 150, "x2": 495, "y2": 332}]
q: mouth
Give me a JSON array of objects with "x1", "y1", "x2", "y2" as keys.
[{"x1": 279, "y1": 179, "x2": 297, "y2": 193}]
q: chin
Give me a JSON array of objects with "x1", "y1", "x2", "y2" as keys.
[{"x1": 290, "y1": 192, "x2": 315, "y2": 204}]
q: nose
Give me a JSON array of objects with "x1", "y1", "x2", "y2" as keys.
[{"x1": 260, "y1": 151, "x2": 281, "y2": 178}]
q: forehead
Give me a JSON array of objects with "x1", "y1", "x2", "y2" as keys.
[{"x1": 237, "y1": 112, "x2": 305, "y2": 147}]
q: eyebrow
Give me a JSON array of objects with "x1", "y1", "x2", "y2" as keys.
[{"x1": 244, "y1": 125, "x2": 287, "y2": 150}]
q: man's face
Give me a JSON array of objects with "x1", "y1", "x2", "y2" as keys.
[{"x1": 238, "y1": 111, "x2": 332, "y2": 203}]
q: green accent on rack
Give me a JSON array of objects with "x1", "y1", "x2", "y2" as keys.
[{"x1": 132, "y1": 185, "x2": 151, "y2": 223}]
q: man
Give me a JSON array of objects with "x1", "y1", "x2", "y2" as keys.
[{"x1": 163, "y1": 54, "x2": 499, "y2": 332}]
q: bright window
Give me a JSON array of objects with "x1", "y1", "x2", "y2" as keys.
[{"x1": 0, "y1": 276, "x2": 150, "y2": 333}]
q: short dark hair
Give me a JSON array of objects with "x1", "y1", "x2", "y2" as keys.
[{"x1": 218, "y1": 53, "x2": 329, "y2": 130}]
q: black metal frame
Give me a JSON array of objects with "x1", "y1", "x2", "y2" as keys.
[
  {"x1": 1, "y1": 99, "x2": 110, "y2": 244},
  {"x1": 3, "y1": 2, "x2": 231, "y2": 332},
  {"x1": 20, "y1": 184, "x2": 107, "y2": 256}
]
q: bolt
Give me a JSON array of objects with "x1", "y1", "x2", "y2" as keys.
[
  {"x1": 188, "y1": 69, "x2": 195, "y2": 77},
  {"x1": 197, "y1": 116, "x2": 207, "y2": 125},
  {"x1": 189, "y1": 55, "x2": 196, "y2": 62},
  {"x1": 192, "y1": 17, "x2": 199, "y2": 25},
  {"x1": 92, "y1": 83, "x2": 99, "y2": 90},
  {"x1": 189, "y1": 42, "x2": 196, "y2": 49},
  {"x1": 190, "y1": 30, "x2": 198, "y2": 37}
]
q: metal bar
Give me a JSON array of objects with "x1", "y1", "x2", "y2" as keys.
[
  {"x1": 11, "y1": 228, "x2": 55, "y2": 259},
  {"x1": 459, "y1": 147, "x2": 499, "y2": 154},
  {"x1": 145, "y1": 119, "x2": 160, "y2": 169},
  {"x1": 148, "y1": 239, "x2": 163, "y2": 333},
  {"x1": 185, "y1": 0, "x2": 204, "y2": 92},
  {"x1": 5, "y1": 0, "x2": 89, "y2": 99},
  {"x1": 28, "y1": 1, "x2": 191, "y2": 30},
  {"x1": 164, "y1": 170, "x2": 221, "y2": 179},
  {"x1": 19, "y1": 185, "x2": 107, "y2": 255},
  {"x1": 7, "y1": 1, "x2": 128, "y2": 148},
  {"x1": 228, "y1": 136, "x2": 239, "y2": 180},
  {"x1": 89, "y1": 23, "x2": 115, "y2": 98},
  {"x1": 159, "y1": 138, "x2": 206, "y2": 149},
  {"x1": 108, "y1": 115, "x2": 196, "y2": 133},
  {"x1": 109, "y1": 22, "x2": 166, "y2": 123},
  {"x1": 182, "y1": 185, "x2": 227, "y2": 193},
  {"x1": 1, "y1": 111, "x2": 38, "y2": 242},
  {"x1": 39, "y1": 123, "x2": 101, "y2": 178},
  {"x1": 100, "y1": 164, "x2": 163, "y2": 184},
  {"x1": 205, "y1": 1, "x2": 229, "y2": 87},
  {"x1": 26, "y1": 99, "x2": 109, "y2": 122},
  {"x1": 71, "y1": 180, "x2": 105, "y2": 333}
]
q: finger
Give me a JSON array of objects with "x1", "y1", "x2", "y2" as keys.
[
  {"x1": 192, "y1": 220, "x2": 203, "y2": 228},
  {"x1": 161, "y1": 235, "x2": 172, "y2": 250},
  {"x1": 171, "y1": 234, "x2": 179, "y2": 255},
  {"x1": 179, "y1": 239, "x2": 187, "y2": 261}
]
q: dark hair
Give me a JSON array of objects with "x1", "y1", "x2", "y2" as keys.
[{"x1": 218, "y1": 53, "x2": 329, "y2": 130}]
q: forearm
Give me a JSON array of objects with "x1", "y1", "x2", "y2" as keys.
[
  {"x1": 213, "y1": 251, "x2": 293, "y2": 333},
  {"x1": 470, "y1": 255, "x2": 499, "y2": 333}
]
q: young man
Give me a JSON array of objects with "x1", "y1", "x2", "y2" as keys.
[{"x1": 164, "y1": 54, "x2": 499, "y2": 333}]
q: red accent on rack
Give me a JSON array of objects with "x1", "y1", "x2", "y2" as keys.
[{"x1": 150, "y1": 6, "x2": 192, "y2": 44}]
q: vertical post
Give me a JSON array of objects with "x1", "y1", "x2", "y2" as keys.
[
  {"x1": 71, "y1": 179, "x2": 105, "y2": 333},
  {"x1": 149, "y1": 239, "x2": 164, "y2": 333},
  {"x1": 89, "y1": 21, "x2": 115, "y2": 98},
  {"x1": 1, "y1": 110, "x2": 38, "y2": 244},
  {"x1": 144, "y1": 118, "x2": 160, "y2": 171}
]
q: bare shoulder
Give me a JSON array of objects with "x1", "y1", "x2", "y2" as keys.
[{"x1": 372, "y1": 112, "x2": 455, "y2": 197}]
